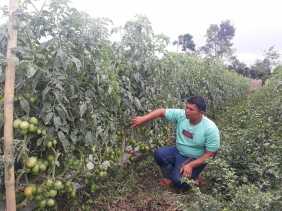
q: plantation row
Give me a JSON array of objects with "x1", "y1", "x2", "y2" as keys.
[
  {"x1": 0, "y1": 1, "x2": 250, "y2": 210},
  {"x1": 178, "y1": 66, "x2": 282, "y2": 210}
]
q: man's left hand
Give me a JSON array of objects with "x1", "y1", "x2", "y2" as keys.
[{"x1": 180, "y1": 164, "x2": 193, "y2": 178}]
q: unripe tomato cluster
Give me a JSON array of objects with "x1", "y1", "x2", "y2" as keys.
[
  {"x1": 13, "y1": 117, "x2": 45, "y2": 135},
  {"x1": 23, "y1": 179, "x2": 71, "y2": 209},
  {"x1": 13, "y1": 115, "x2": 70, "y2": 209},
  {"x1": 24, "y1": 157, "x2": 49, "y2": 175},
  {"x1": 15, "y1": 94, "x2": 37, "y2": 104}
]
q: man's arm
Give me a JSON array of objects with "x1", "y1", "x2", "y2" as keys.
[
  {"x1": 131, "y1": 108, "x2": 165, "y2": 128},
  {"x1": 180, "y1": 151, "x2": 216, "y2": 178}
]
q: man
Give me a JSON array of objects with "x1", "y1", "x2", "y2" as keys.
[{"x1": 131, "y1": 96, "x2": 220, "y2": 190}]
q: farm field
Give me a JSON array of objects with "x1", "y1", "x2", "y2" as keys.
[{"x1": 0, "y1": 1, "x2": 281, "y2": 210}]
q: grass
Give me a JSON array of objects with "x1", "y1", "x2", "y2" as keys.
[{"x1": 92, "y1": 153, "x2": 191, "y2": 211}]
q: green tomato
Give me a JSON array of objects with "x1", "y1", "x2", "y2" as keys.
[
  {"x1": 99, "y1": 171, "x2": 107, "y2": 177},
  {"x1": 39, "y1": 163, "x2": 47, "y2": 172},
  {"x1": 36, "y1": 186, "x2": 43, "y2": 194},
  {"x1": 30, "y1": 184, "x2": 37, "y2": 194},
  {"x1": 47, "y1": 141, "x2": 53, "y2": 148},
  {"x1": 13, "y1": 119, "x2": 22, "y2": 129},
  {"x1": 54, "y1": 180, "x2": 64, "y2": 190},
  {"x1": 65, "y1": 181, "x2": 73, "y2": 192},
  {"x1": 47, "y1": 155, "x2": 55, "y2": 163},
  {"x1": 28, "y1": 124, "x2": 37, "y2": 133},
  {"x1": 38, "y1": 200, "x2": 47, "y2": 208},
  {"x1": 45, "y1": 179, "x2": 54, "y2": 187},
  {"x1": 46, "y1": 198, "x2": 55, "y2": 207},
  {"x1": 52, "y1": 139, "x2": 57, "y2": 145},
  {"x1": 31, "y1": 164, "x2": 40, "y2": 175},
  {"x1": 20, "y1": 129, "x2": 28, "y2": 135},
  {"x1": 34, "y1": 195, "x2": 42, "y2": 202},
  {"x1": 48, "y1": 189, "x2": 57, "y2": 197},
  {"x1": 43, "y1": 160, "x2": 49, "y2": 166},
  {"x1": 65, "y1": 181, "x2": 72, "y2": 188},
  {"x1": 29, "y1": 117, "x2": 39, "y2": 125},
  {"x1": 25, "y1": 157, "x2": 37, "y2": 169},
  {"x1": 20, "y1": 121, "x2": 29, "y2": 130},
  {"x1": 37, "y1": 129, "x2": 42, "y2": 135},
  {"x1": 30, "y1": 96, "x2": 37, "y2": 103},
  {"x1": 70, "y1": 190, "x2": 76, "y2": 198}
]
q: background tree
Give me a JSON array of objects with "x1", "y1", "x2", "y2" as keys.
[
  {"x1": 201, "y1": 20, "x2": 235, "y2": 59},
  {"x1": 264, "y1": 46, "x2": 280, "y2": 68},
  {"x1": 173, "y1": 33, "x2": 195, "y2": 52},
  {"x1": 228, "y1": 56, "x2": 250, "y2": 77},
  {"x1": 250, "y1": 46, "x2": 280, "y2": 84}
]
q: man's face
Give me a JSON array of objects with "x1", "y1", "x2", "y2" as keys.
[{"x1": 185, "y1": 103, "x2": 202, "y2": 121}]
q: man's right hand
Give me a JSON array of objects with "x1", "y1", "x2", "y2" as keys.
[
  {"x1": 131, "y1": 108, "x2": 165, "y2": 128},
  {"x1": 131, "y1": 116, "x2": 145, "y2": 128}
]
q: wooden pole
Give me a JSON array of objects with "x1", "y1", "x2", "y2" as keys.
[{"x1": 4, "y1": 0, "x2": 17, "y2": 210}]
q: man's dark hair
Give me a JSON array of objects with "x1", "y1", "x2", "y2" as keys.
[{"x1": 186, "y1": 96, "x2": 207, "y2": 112}]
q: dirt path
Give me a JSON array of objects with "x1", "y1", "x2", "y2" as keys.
[
  {"x1": 93, "y1": 156, "x2": 185, "y2": 211},
  {"x1": 248, "y1": 79, "x2": 262, "y2": 94}
]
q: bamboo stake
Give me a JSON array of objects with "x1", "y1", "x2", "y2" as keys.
[{"x1": 4, "y1": 0, "x2": 18, "y2": 210}]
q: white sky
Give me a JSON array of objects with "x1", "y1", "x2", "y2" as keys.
[{"x1": 1, "y1": 0, "x2": 282, "y2": 65}]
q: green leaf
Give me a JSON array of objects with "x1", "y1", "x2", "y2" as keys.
[
  {"x1": 42, "y1": 86, "x2": 51, "y2": 101},
  {"x1": 26, "y1": 64, "x2": 38, "y2": 78},
  {"x1": 71, "y1": 56, "x2": 81, "y2": 72},
  {"x1": 43, "y1": 112, "x2": 54, "y2": 125},
  {"x1": 85, "y1": 131, "x2": 93, "y2": 145},
  {"x1": 19, "y1": 97, "x2": 30, "y2": 115},
  {"x1": 36, "y1": 137, "x2": 44, "y2": 147},
  {"x1": 70, "y1": 129, "x2": 79, "y2": 144},
  {"x1": 53, "y1": 116, "x2": 62, "y2": 130}
]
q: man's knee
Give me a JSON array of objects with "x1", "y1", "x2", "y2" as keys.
[{"x1": 154, "y1": 148, "x2": 162, "y2": 165}]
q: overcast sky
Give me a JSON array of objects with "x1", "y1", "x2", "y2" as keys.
[{"x1": 1, "y1": 0, "x2": 282, "y2": 65}]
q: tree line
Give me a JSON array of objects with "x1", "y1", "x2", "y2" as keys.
[{"x1": 173, "y1": 20, "x2": 281, "y2": 84}]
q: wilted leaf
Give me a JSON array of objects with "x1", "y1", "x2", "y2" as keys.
[
  {"x1": 134, "y1": 97, "x2": 142, "y2": 110},
  {"x1": 85, "y1": 131, "x2": 94, "y2": 145},
  {"x1": 79, "y1": 103, "x2": 87, "y2": 118},
  {"x1": 58, "y1": 131, "x2": 70, "y2": 152}
]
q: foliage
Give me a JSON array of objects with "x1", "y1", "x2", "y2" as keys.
[
  {"x1": 158, "y1": 53, "x2": 249, "y2": 115},
  {"x1": 173, "y1": 66, "x2": 282, "y2": 211},
  {"x1": 230, "y1": 185, "x2": 275, "y2": 211},
  {"x1": 250, "y1": 47, "x2": 280, "y2": 83},
  {"x1": 201, "y1": 20, "x2": 235, "y2": 59},
  {"x1": 180, "y1": 65, "x2": 282, "y2": 210},
  {"x1": 228, "y1": 46, "x2": 281, "y2": 80},
  {"x1": 173, "y1": 33, "x2": 195, "y2": 52}
]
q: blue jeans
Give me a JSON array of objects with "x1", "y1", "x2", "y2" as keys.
[{"x1": 154, "y1": 146, "x2": 206, "y2": 190}]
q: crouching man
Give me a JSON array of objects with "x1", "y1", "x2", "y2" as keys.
[{"x1": 131, "y1": 96, "x2": 220, "y2": 190}]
